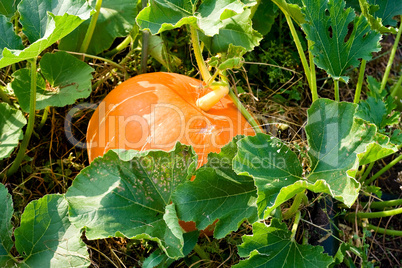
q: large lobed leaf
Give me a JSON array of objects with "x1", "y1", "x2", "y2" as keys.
[
  {"x1": 233, "y1": 134, "x2": 303, "y2": 218},
  {"x1": 14, "y1": 194, "x2": 90, "y2": 268},
  {"x1": 201, "y1": 9, "x2": 262, "y2": 54},
  {"x1": 234, "y1": 99, "x2": 381, "y2": 218},
  {"x1": 136, "y1": 0, "x2": 261, "y2": 53},
  {"x1": 301, "y1": 0, "x2": 381, "y2": 82},
  {"x1": 0, "y1": 102, "x2": 27, "y2": 160},
  {"x1": 0, "y1": 184, "x2": 15, "y2": 267},
  {"x1": 0, "y1": 0, "x2": 21, "y2": 18},
  {"x1": 359, "y1": 0, "x2": 402, "y2": 33},
  {"x1": 173, "y1": 136, "x2": 258, "y2": 238},
  {"x1": 0, "y1": 0, "x2": 92, "y2": 69},
  {"x1": 59, "y1": 0, "x2": 137, "y2": 55},
  {"x1": 137, "y1": 0, "x2": 250, "y2": 36},
  {"x1": 66, "y1": 143, "x2": 197, "y2": 259},
  {"x1": 11, "y1": 51, "x2": 94, "y2": 112},
  {"x1": 235, "y1": 219, "x2": 333, "y2": 267}
]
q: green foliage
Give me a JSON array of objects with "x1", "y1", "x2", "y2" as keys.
[
  {"x1": 200, "y1": 9, "x2": 262, "y2": 54},
  {"x1": 251, "y1": 0, "x2": 278, "y2": 36},
  {"x1": 0, "y1": 188, "x2": 90, "y2": 267},
  {"x1": 18, "y1": 0, "x2": 93, "y2": 43},
  {"x1": 137, "y1": 0, "x2": 262, "y2": 54},
  {"x1": 0, "y1": 0, "x2": 92, "y2": 69},
  {"x1": 11, "y1": 51, "x2": 94, "y2": 112},
  {"x1": 235, "y1": 219, "x2": 334, "y2": 267},
  {"x1": 59, "y1": 0, "x2": 138, "y2": 55},
  {"x1": 66, "y1": 144, "x2": 197, "y2": 259},
  {"x1": 172, "y1": 136, "x2": 258, "y2": 239},
  {"x1": 301, "y1": 0, "x2": 381, "y2": 82},
  {"x1": 357, "y1": 76, "x2": 400, "y2": 130},
  {"x1": 0, "y1": 184, "x2": 13, "y2": 266},
  {"x1": 0, "y1": 0, "x2": 21, "y2": 18},
  {"x1": 0, "y1": 102, "x2": 27, "y2": 160}
]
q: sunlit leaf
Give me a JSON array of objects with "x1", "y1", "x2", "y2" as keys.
[
  {"x1": 173, "y1": 136, "x2": 258, "y2": 238},
  {"x1": 0, "y1": 183, "x2": 15, "y2": 267},
  {"x1": 11, "y1": 51, "x2": 94, "y2": 112},
  {"x1": 66, "y1": 143, "x2": 197, "y2": 259},
  {"x1": 235, "y1": 219, "x2": 333, "y2": 267},
  {"x1": 0, "y1": 102, "x2": 27, "y2": 160},
  {"x1": 14, "y1": 194, "x2": 90, "y2": 267},
  {"x1": 59, "y1": 0, "x2": 137, "y2": 55},
  {"x1": 301, "y1": 0, "x2": 381, "y2": 82}
]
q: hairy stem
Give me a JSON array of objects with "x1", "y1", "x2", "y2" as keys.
[
  {"x1": 105, "y1": 35, "x2": 132, "y2": 57},
  {"x1": 189, "y1": 25, "x2": 211, "y2": 82},
  {"x1": 360, "y1": 161, "x2": 375, "y2": 182},
  {"x1": 361, "y1": 199, "x2": 402, "y2": 210},
  {"x1": 283, "y1": 13, "x2": 312, "y2": 94},
  {"x1": 380, "y1": 17, "x2": 402, "y2": 92},
  {"x1": 365, "y1": 153, "x2": 402, "y2": 185},
  {"x1": 7, "y1": 58, "x2": 38, "y2": 176},
  {"x1": 291, "y1": 211, "x2": 301, "y2": 242},
  {"x1": 334, "y1": 79, "x2": 340, "y2": 101},
  {"x1": 365, "y1": 223, "x2": 402, "y2": 237},
  {"x1": 283, "y1": 191, "x2": 306, "y2": 220},
  {"x1": 354, "y1": 59, "x2": 366, "y2": 103},
  {"x1": 308, "y1": 40, "x2": 318, "y2": 101},
  {"x1": 349, "y1": 207, "x2": 402, "y2": 219},
  {"x1": 80, "y1": 0, "x2": 103, "y2": 53},
  {"x1": 38, "y1": 106, "x2": 50, "y2": 130}
]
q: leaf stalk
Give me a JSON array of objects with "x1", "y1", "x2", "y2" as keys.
[
  {"x1": 380, "y1": 17, "x2": 402, "y2": 92},
  {"x1": 7, "y1": 58, "x2": 38, "y2": 176},
  {"x1": 364, "y1": 153, "x2": 402, "y2": 185},
  {"x1": 349, "y1": 207, "x2": 402, "y2": 219},
  {"x1": 283, "y1": 13, "x2": 314, "y2": 99},
  {"x1": 291, "y1": 211, "x2": 301, "y2": 242},
  {"x1": 80, "y1": 0, "x2": 103, "y2": 54},
  {"x1": 354, "y1": 59, "x2": 367, "y2": 103}
]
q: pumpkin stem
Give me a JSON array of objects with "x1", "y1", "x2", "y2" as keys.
[
  {"x1": 189, "y1": 25, "x2": 211, "y2": 82},
  {"x1": 196, "y1": 83, "x2": 229, "y2": 112}
]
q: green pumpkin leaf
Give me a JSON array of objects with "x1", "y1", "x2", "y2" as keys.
[
  {"x1": 251, "y1": 0, "x2": 278, "y2": 35},
  {"x1": 359, "y1": 0, "x2": 402, "y2": 33},
  {"x1": 305, "y1": 99, "x2": 376, "y2": 206},
  {"x1": 0, "y1": 15, "x2": 24, "y2": 57},
  {"x1": 0, "y1": 102, "x2": 27, "y2": 160},
  {"x1": 19, "y1": 0, "x2": 92, "y2": 43},
  {"x1": 136, "y1": 0, "x2": 250, "y2": 36},
  {"x1": 234, "y1": 99, "x2": 378, "y2": 218},
  {"x1": 201, "y1": 9, "x2": 262, "y2": 54},
  {"x1": 208, "y1": 44, "x2": 246, "y2": 70},
  {"x1": 173, "y1": 136, "x2": 258, "y2": 238},
  {"x1": 235, "y1": 219, "x2": 333, "y2": 267},
  {"x1": 142, "y1": 231, "x2": 199, "y2": 268},
  {"x1": 356, "y1": 76, "x2": 400, "y2": 130},
  {"x1": 14, "y1": 194, "x2": 90, "y2": 267},
  {"x1": 66, "y1": 143, "x2": 197, "y2": 259},
  {"x1": 11, "y1": 51, "x2": 94, "y2": 112},
  {"x1": 0, "y1": 2, "x2": 92, "y2": 69},
  {"x1": 301, "y1": 0, "x2": 381, "y2": 82},
  {"x1": 59, "y1": 0, "x2": 137, "y2": 55},
  {"x1": 0, "y1": 184, "x2": 15, "y2": 267},
  {"x1": 271, "y1": 0, "x2": 305, "y2": 25},
  {"x1": 0, "y1": 0, "x2": 21, "y2": 18},
  {"x1": 233, "y1": 134, "x2": 303, "y2": 218},
  {"x1": 357, "y1": 132, "x2": 398, "y2": 165}
]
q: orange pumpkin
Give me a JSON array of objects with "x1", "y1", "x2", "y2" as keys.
[{"x1": 86, "y1": 72, "x2": 256, "y2": 234}]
